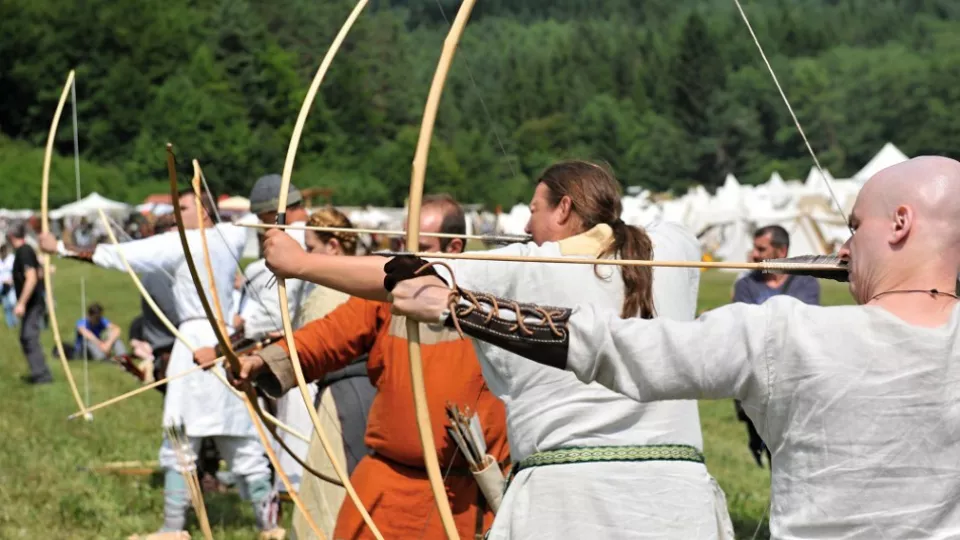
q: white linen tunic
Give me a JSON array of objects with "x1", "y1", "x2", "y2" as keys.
[
  {"x1": 88, "y1": 224, "x2": 252, "y2": 436},
  {"x1": 239, "y1": 221, "x2": 312, "y2": 337},
  {"x1": 432, "y1": 220, "x2": 733, "y2": 539},
  {"x1": 235, "y1": 222, "x2": 319, "y2": 491},
  {"x1": 566, "y1": 295, "x2": 960, "y2": 539}
]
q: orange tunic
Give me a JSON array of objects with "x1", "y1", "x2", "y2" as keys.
[{"x1": 269, "y1": 296, "x2": 509, "y2": 539}]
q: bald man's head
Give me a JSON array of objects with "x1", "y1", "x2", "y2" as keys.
[
  {"x1": 840, "y1": 155, "x2": 960, "y2": 303},
  {"x1": 400, "y1": 193, "x2": 466, "y2": 254}
]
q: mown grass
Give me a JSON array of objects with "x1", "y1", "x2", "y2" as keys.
[{"x1": 0, "y1": 260, "x2": 853, "y2": 538}]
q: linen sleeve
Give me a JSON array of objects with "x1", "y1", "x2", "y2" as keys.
[
  {"x1": 565, "y1": 301, "x2": 772, "y2": 404},
  {"x1": 90, "y1": 231, "x2": 184, "y2": 274},
  {"x1": 255, "y1": 296, "x2": 380, "y2": 396},
  {"x1": 427, "y1": 243, "x2": 530, "y2": 295}
]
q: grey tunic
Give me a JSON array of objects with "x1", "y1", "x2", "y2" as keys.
[{"x1": 567, "y1": 296, "x2": 960, "y2": 539}]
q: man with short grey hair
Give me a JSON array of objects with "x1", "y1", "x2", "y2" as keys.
[
  {"x1": 731, "y1": 223, "x2": 820, "y2": 467},
  {"x1": 247, "y1": 173, "x2": 306, "y2": 227},
  {"x1": 387, "y1": 155, "x2": 960, "y2": 539},
  {"x1": 233, "y1": 173, "x2": 312, "y2": 338},
  {"x1": 733, "y1": 224, "x2": 820, "y2": 305}
]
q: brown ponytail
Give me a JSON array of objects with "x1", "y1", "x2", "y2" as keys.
[{"x1": 537, "y1": 160, "x2": 656, "y2": 319}]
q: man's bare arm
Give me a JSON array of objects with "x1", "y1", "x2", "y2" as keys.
[
  {"x1": 103, "y1": 323, "x2": 121, "y2": 348},
  {"x1": 388, "y1": 270, "x2": 774, "y2": 404},
  {"x1": 77, "y1": 326, "x2": 102, "y2": 346},
  {"x1": 261, "y1": 228, "x2": 390, "y2": 301},
  {"x1": 300, "y1": 254, "x2": 388, "y2": 301}
]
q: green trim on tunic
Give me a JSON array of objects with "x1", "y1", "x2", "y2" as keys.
[{"x1": 505, "y1": 444, "x2": 705, "y2": 491}]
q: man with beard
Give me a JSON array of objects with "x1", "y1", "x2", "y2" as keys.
[
  {"x1": 731, "y1": 224, "x2": 820, "y2": 467},
  {"x1": 387, "y1": 155, "x2": 960, "y2": 539}
]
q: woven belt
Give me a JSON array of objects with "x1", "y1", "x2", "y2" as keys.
[
  {"x1": 506, "y1": 444, "x2": 704, "y2": 489},
  {"x1": 372, "y1": 452, "x2": 512, "y2": 478}
]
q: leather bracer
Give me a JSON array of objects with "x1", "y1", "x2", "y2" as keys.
[{"x1": 442, "y1": 290, "x2": 572, "y2": 371}]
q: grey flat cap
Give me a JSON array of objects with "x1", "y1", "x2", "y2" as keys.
[{"x1": 249, "y1": 174, "x2": 302, "y2": 214}]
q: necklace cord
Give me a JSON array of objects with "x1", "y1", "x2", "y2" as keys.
[{"x1": 869, "y1": 289, "x2": 959, "y2": 302}]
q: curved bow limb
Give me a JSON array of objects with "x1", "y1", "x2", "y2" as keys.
[
  {"x1": 274, "y1": 1, "x2": 385, "y2": 538},
  {"x1": 93, "y1": 209, "x2": 312, "y2": 445},
  {"x1": 41, "y1": 69, "x2": 90, "y2": 420},
  {"x1": 184, "y1": 161, "x2": 333, "y2": 531},
  {"x1": 67, "y1": 359, "x2": 220, "y2": 420},
  {"x1": 166, "y1": 147, "x2": 329, "y2": 539},
  {"x1": 404, "y1": 0, "x2": 480, "y2": 537}
]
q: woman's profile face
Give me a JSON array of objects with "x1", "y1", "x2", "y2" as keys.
[{"x1": 305, "y1": 230, "x2": 341, "y2": 256}]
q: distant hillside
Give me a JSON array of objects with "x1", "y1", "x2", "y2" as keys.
[{"x1": 1, "y1": 0, "x2": 958, "y2": 208}]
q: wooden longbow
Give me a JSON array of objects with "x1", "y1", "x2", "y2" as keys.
[
  {"x1": 272, "y1": 1, "x2": 385, "y2": 538},
  {"x1": 403, "y1": 0, "x2": 480, "y2": 536},
  {"x1": 41, "y1": 69, "x2": 90, "y2": 420},
  {"x1": 93, "y1": 208, "x2": 310, "y2": 443},
  {"x1": 166, "y1": 149, "x2": 328, "y2": 539}
]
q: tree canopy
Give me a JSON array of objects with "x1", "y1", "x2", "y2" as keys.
[{"x1": 1, "y1": 0, "x2": 958, "y2": 208}]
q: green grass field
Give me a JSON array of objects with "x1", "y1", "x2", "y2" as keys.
[{"x1": 0, "y1": 260, "x2": 854, "y2": 539}]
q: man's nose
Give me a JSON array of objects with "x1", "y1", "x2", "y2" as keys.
[{"x1": 837, "y1": 242, "x2": 851, "y2": 261}]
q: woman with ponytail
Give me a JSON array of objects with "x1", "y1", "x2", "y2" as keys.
[
  {"x1": 421, "y1": 160, "x2": 733, "y2": 539},
  {"x1": 249, "y1": 161, "x2": 734, "y2": 538}
]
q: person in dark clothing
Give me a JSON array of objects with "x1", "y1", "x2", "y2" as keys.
[
  {"x1": 732, "y1": 224, "x2": 820, "y2": 305},
  {"x1": 314, "y1": 356, "x2": 375, "y2": 475},
  {"x1": 731, "y1": 224, "x2": 821, "y2": 467},
  {"x1": 7, "y1": 223, "x2": 51, "y2": 384}
]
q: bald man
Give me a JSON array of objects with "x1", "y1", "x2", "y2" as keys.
[
  {"x1": 386, "y1": 156, "x2": 960, "y2": 538},
  {"x1": 244, "y1": 194, "x2": 510, "y2": 540}
]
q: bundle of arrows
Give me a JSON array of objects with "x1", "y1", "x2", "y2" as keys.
[
  {"x1": 445, "y1": 403, "x2": 488, "y2": 469},
  {"x1": 445, "y1": 403, "x2": 505, "y2": 513},
  {"x1": 164, "y1": 424, "x2": 214, "y2": 540}
]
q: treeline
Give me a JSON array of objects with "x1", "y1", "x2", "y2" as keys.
[{"x1": 1, "y1": 0, "x2": 958, "y2": 208}]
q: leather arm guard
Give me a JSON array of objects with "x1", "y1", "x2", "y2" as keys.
[
  {"x1": 443, "y1": 291, "x2": 572, "y2": 371},
  {"x1": 383, "y1": 255, "x2": 573, "y2": 371}
]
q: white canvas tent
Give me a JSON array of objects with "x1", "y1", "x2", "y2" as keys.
[
  {"x1": 0, "y1": 209, "x2": 34, "y2": 219},
  {"x1": 854, "y1": 142, "x2": 908, "y2": 183},
  {"x1": 50, "y1": 192, "x2": 131, "y2": 219},
  {"x1": 240, "y1": 142, "x2": 905, "y2": 267}
]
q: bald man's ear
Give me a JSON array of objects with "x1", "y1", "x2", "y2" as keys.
[
  {"x1": 890, "y1": 205, "x2": 913, "y2": 245},
  {"x1": 445, "y1": 237, "x2": 465, "y2": 254}
]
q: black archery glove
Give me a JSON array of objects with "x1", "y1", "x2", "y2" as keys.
[{"x1": 382, "y1": 255, "x2": 448, "y2": 292}]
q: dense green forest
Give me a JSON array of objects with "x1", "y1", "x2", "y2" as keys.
[{"x1": 1, "y1": 0, "x2": 958, "y2": 209}]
